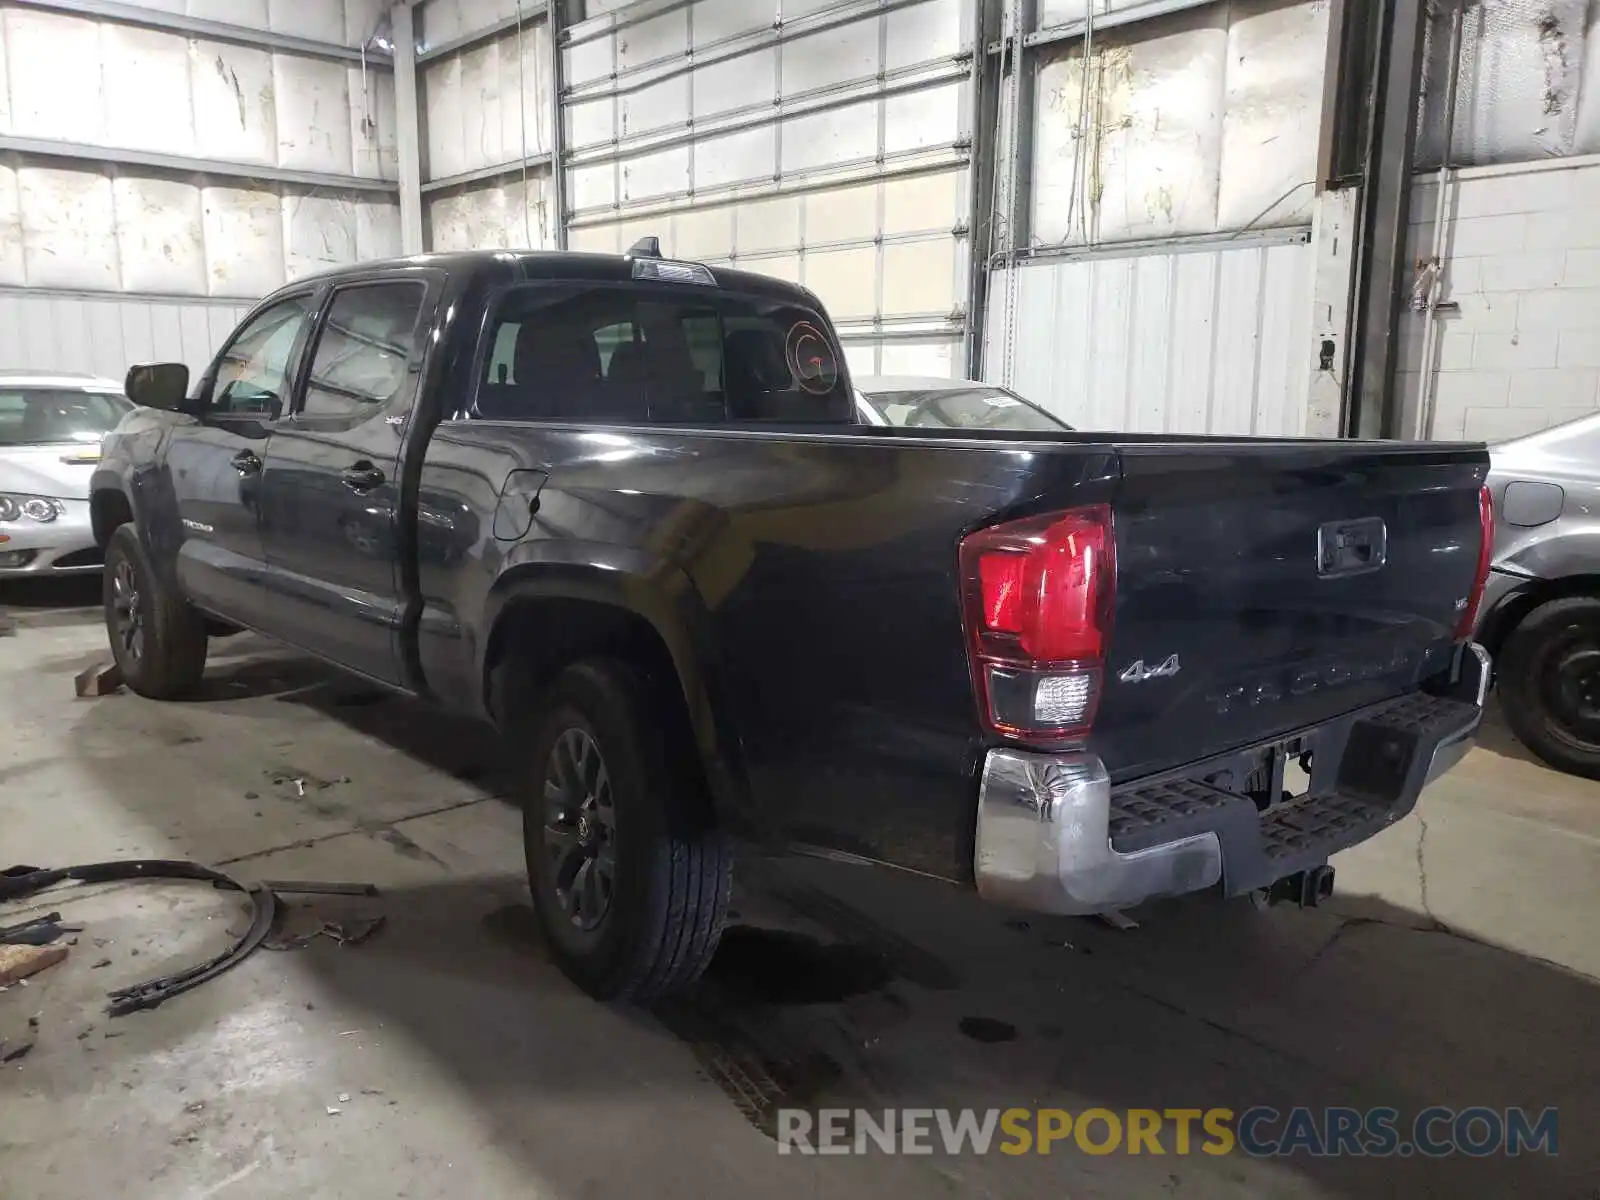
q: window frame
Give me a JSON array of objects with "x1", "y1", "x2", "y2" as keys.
[
  {"x1": 466, "y1": 279, "x2": 852, "y2": 429},
  {"x1": 198, "y1": 290, "x2": 319, "y2": 424},
  {"x1": 290, "y1": 278, "x2": 431, "y2": 428}
]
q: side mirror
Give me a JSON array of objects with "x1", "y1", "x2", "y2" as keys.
[{"x1": 125, "y1": 363, "x2": 191, "y2": 411}]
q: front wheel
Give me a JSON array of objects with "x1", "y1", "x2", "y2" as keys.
[
  {"x1": 1498, "y1": 595, "x2": 1600, "y2": 779},
  {"x1": 520, "y1": 658, "x2": 732, "y2": 1001},
  {"x1": 102, "y1": 524, "x2": 208, "y2": 699}
]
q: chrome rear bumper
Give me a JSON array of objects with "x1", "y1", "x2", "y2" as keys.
[{"x1": 974, "y1": 642, "x2": 1490, "y2": 916}]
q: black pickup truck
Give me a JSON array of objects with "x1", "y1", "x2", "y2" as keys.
[{"x1": 91, "y1": 246, "x2": 1493, "y2": 1001}]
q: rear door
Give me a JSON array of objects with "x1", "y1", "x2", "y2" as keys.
[
  {"x1": 168, "y1": 293, "x2": 315, "y2": 617},
  {"x1": 257, "y1": 275, "x2": 436, "y2": 685},
  {"x1": 1093, "y1": 441, "x2": 1489, "y2": 781}
]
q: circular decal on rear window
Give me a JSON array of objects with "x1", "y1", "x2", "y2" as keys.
[{"x1": 785, "y1": 321, "x2": 839, "y2": 395}]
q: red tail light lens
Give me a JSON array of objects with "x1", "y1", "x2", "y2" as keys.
[
  {"x1": 960, "y1": 505, "x2": 1116, "y2": 741},
  {"x1": 1456, "y1": 483, "x2": 1494, "y2": 640}
]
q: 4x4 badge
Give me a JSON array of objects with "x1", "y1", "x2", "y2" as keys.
[{"x1": 1119, "y1": 655, "x2": 1181, "y2": 684}]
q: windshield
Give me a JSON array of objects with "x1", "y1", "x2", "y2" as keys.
[
  {"x1": 0, "y1": 389, "x2": 133, "y2": 447},
  {"x1": 859, "y1": 385, "x2": 1070, "y2": 432}
]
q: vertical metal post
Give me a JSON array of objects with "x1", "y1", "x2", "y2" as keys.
[
  {"x1": 391, "y1": 3, "x2": 425, "y2": 254},
  {"x1": 963, "y1": 0, "x2": 1007, "y2": 377},
  {"x1": 548, "y1": 0, "x2": 568, "y2": 250},
  {"x1": 1006, "y1": 0, "x2": 1036, "y2": 257},
  {"x1": 1346, "y1": 0, "x2": 1429, "y2": 439}
]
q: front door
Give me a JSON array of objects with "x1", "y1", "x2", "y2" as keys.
[
  {"x1": 168, "y1": 293, "x2": 315, "y2": 618},
  {"x1": 257, "y1": 276, "x2": 435, "y2": 686}
]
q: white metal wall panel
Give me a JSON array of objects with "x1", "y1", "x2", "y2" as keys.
[
  {"x1": 94, "y1": 0, "x2": 389, "y2": 47},
  {"x1": 983, "y1": 237, "x2": 1316, "y2": 434},
  {"x1": 0, "y1": 292, "x2": 250, "y2": 380},
  {"x1": 1029, "y1": 0, "x2": 1327, "y2": 249},
  {"x1": 0, "y1": 158, "x2": 400, "y2": 298},
  {"x1": 421, "y1": 19, "x2": 550, "y2": 179},
  {"x1": 0, "y1": 9, "x2": 396, "y2": 179},
  {"x1": 561, "y1": 0, "x2": 971, "y2": 369},
  {"x1": 419, "y1": 6, "x2": 555, "y2": 254},
  {"x1": 428, "y1": 174, "x2": 555, "y2": 251}
]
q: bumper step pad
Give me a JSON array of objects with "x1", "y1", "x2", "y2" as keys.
[{"x1": 1106, "y1": 691, "x2": 1481, "y2": 894}]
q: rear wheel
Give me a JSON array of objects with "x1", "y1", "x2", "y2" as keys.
[
  {"x1": 102, "y1": 524, "x2": 208, "y2": 699},
  {"x1": 1498, "y1": 595, "x2": 1600, "y2": 779},
  {"x1": 518, "y1": 658, "x2": 731, "y2": 1001}
]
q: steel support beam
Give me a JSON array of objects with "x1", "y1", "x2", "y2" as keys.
[
  {"x1": 9, "y1": 0, "x2": 390, "y2": 65},
  {"x1": 549, "y1": 0, "x2": 571, "y2": 250},
  {"x1": 391, "y1": 4, "x2": 426, "y2": 254},
  {"x1": 0, "y1": 135, "x2": 398, "y2": 193},
  {"x1": 1344, "y1": 0, "x2": 1428, "y2": 439},
  {"x1": 964, "y1": 0, "x2": 1007, "y2": 376},
  {"x1": 419, "y1": 155, "x2": 556, "y2": 195}
]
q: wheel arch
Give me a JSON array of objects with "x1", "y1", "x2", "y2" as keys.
[
  {"x1": 480, "y1": 549, "x2": 756, "y2": 835},
  {"x1": 1480, "y1": 573, "x2": 1600, "y2": 664}
]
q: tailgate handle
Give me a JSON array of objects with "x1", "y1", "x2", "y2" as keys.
[{"x1": 1317, "y1": 518, "x2": 1387, "y2": 578}]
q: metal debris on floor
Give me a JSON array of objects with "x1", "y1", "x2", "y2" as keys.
[{"x1": 0, "y1": 858, "x2": 383, "y2": 1017}]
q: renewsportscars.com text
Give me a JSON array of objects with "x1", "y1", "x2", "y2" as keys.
[{"x1": 776, "y1": 1106, "x2": 1559, "y2": 1158}]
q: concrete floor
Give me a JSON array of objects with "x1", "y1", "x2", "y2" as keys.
[{"x1": 2, "y1": 582, "x2": 1597, "y2": 1199}]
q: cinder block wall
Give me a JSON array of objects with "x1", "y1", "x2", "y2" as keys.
[{"x1": 1399, "y1": 156, "x2": 1600, "y2": 442}]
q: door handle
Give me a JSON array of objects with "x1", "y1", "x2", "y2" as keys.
[
  {"x1": 341, "y1": 462, "x2": 386, "y2": 492},
  {"x1": 231, "y1": 450, "x2": 261, "y2": 476}
]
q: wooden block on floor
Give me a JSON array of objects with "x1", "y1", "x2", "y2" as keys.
[
  {"x1": 73, "y1": 661, "x2": 123, "y2": 698},
  {"x1": 0, "y1": 943, "x2": 68, "y2": 987}
]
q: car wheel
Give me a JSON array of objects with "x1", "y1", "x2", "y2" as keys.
[
  {"x1": 102, "y1": 524, "x2": 208, "y2": 700},
  {"x1": 1498, "y1": 595, "x2": 1600, "y2": 779},
  {"x1": 521, "y1": 658, "x2": 732, "y2": 1001}
]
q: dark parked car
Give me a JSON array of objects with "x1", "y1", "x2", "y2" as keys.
[{"x1": 91, "y1": 246, "x2": 1493, "y2": 1001}]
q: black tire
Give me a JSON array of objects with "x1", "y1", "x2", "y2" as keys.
[
  {"x1": 1498, "y1": 595, "x2": 1600, "y2": 779},
  {"x1": 517, "y1": 658, "x2": 732, "y2": 1001},
  {"x1": 102, "y1": 524, "x2": 208, "y2": 700}
]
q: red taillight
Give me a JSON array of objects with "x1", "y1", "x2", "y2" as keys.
[
  {"x1": 960, "y1": 505, "x2": 1115, "y2": 741},
  {"x1": 1456, "y1": 483, "x2": 1494, "y2": 639}
]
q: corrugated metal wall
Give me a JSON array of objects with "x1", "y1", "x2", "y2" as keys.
[
  {"x1": 983, "y1": 0, "x2": 1329, "y2": 432},
  {"x1": 558, "y1": 0, "x2": 972, "y2": 377},
  {"x1": 983, "y1": 234, "x2": 1315, "y2": 434},
  {"x1": 0, "y1": 291, "x2": 252, "y2": 380}
]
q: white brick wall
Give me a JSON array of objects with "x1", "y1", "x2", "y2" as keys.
[{"x1": 1405, "y1": 156, "x2": 1600, "y2": 442}]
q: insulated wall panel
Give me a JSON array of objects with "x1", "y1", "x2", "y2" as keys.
[
  {"x1": 983, "y1": 236, "x2": 1316, "y2": 434},
  {"x1": 420, "y1": 17, "x2": 551, "y2": 179},
  {"x1": 1030, "y1": 0, "x2": 1327, "y2": 248},
  {"x1": 0, "y1": 10, "x2": 395, "y2": 179}
]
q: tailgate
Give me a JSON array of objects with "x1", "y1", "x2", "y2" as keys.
[{"x1": 1093, "y1": 441, "x2": 1489, "y2": 781}]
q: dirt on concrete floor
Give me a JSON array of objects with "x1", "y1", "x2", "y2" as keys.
[{"x1": 1, "y1": 589, "x2": 1597, "y2": 1199}]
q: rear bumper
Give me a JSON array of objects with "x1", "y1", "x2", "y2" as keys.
[{"x1": 974, "y1": 643, "x2": 1489, "y2": 916}]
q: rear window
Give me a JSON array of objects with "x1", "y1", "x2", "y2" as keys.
[{"x1": 475, "y1": 284, "x2": 853, "y2": 424}]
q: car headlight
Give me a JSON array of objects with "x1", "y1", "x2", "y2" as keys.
[{"x1": 0, "y1": 494, "x2": 67, "y2": 523}]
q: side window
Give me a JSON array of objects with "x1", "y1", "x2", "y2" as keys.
[
  {"x1": 300, "y1": 283, "x2": 427, "y2": 420},
  {"x1": 211, "y1": 296, "x2": 313, "y2": 418}
]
